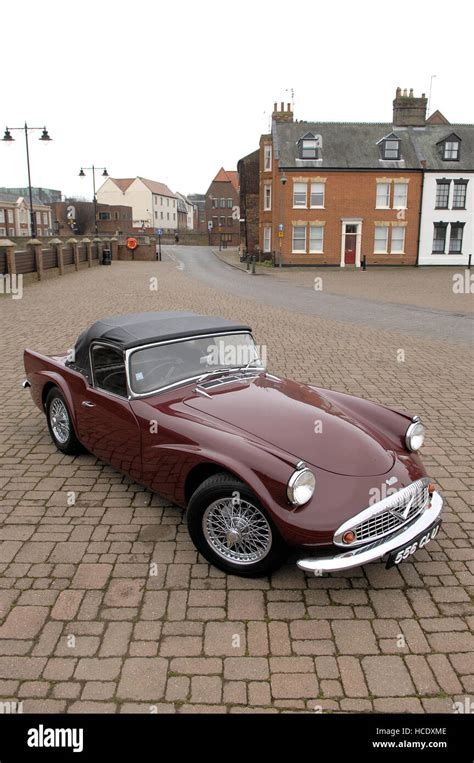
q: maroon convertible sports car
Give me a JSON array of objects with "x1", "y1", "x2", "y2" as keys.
[{"x1": 23, "y1": 311, "x2": 443, "y2": 578}]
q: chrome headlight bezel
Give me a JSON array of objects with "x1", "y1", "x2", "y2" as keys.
[
  {"x1": 287, "y1": 466, "x2": 316, "y2": 507},
  {"x1": 405, "y1": 419, "x2": 425, "y2": 452}
]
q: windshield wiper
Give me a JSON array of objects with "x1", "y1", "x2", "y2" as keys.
[{"x1": 196, "y1": 368, "x2": 240, "y2": 384}]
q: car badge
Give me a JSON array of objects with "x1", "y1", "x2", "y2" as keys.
[
  {"x1": 386, "y1": 477, "x2": 398, "y2": 486},
  {"x1": 390, "y1": 494, "x2": 415, "y2": 522}
]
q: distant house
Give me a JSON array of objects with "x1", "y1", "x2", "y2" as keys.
[
  {"x1": 96, "y1": 177, "x2": 178, "y2": 233},
  {"x1": 50, "y1": 201, "x2": 133, "y2": 236},
  {"x1": 0, "y1": 193, "x2": 52, "y2": 237},
  {"x1": 237, "y1": 149, "x2": 259, "y2": 255},
  {"x1": 417, "y1": 127, "x2": 473, "y2": 266},
  {"x1": 247, "y1": 91, "x2": 473, "y2": 267},
  {"x1": 205, "y1": 168, "x2": 240, "y2": 247},
  {"x1": 175, "y1": 192, "x2": 196, "y2": 231},
  {"x1": 188, "y1": 193, "x2": 206, "y2": 232}
]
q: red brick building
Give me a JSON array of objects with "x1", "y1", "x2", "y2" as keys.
[
  {"x1": 205, "y1": 168, "x2": 240, "y2": 247},
  {"x1": 51, "y1": 201, "x2": 133, "y2": 236},
  {"x1": 255, "y1": 94, "x2": 427, "y2": 266},
  {"x1": 237, "y1": 149, "x2": 259, "y2": 255}
]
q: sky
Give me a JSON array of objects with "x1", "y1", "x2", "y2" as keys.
[{"x1": 1, "y1": 0, "x2": 473, "y2": 201}]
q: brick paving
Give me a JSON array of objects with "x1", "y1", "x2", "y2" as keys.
[{"x1": 0, "y1": 252, "x2": 472, "y2": 714}]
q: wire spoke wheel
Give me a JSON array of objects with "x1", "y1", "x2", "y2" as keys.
[
  {"x1": 202, "y1": 497, "x2": 272, "y2": 565},
  {"x1": 49, "y1": 398, "x2": 70, "y2": 445}
]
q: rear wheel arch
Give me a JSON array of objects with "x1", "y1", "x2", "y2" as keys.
[{"x1": 42, "y1": 381, "x2": 58, "y2": 410}]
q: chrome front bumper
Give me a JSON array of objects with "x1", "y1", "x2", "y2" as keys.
[{"x1": 297, "y1": 491, "x2": 443, "y2": 575}]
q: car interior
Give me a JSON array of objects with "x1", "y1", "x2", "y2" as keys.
[{"x1": 91, "y1": 345, "x2": 128, "y2": 397}]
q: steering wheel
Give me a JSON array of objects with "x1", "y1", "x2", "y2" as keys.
[{"x1": 137, "y1": 356, "x2": 186, "y2": 386}]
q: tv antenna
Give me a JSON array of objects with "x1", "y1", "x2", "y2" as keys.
[
  {"x1": 427, "y1": 75, "x2": 437, "y2": 116},
  {"x1": 285, "y1": 88, "x2": 295, "y2": 111}
]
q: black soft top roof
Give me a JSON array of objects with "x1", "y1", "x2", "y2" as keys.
[{"x1": 71, "y1": 311, "x2": 252, "y2": 379}]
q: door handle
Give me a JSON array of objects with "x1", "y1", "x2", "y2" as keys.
[{"x1": 82, "y1": 401, "x2": 96, "y2": 408}]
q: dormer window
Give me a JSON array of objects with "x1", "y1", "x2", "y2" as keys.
[
  {"x1": 298, "y1": 133, "x2": 320, "y2": 160},
  {"x1": 444, "y1": 141, "x2": 459, "y2": 160},
  {"x1": 378, "y1": 133, "x2": 401, "y2": 161},
  {"x1": 437, "y1": 133, "x2": 461, "y2": 161}
]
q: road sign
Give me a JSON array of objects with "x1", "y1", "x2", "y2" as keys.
[
  {"x1": 208, "y1": 221, "x2": 213, "y2": 231},
  {"x1": 278, "y1": 231, "x2": 285, "y2": 238},
  {"x1": 278, "y1": 223, "x2": 285, "y2": 232},
  {"x1": 156, "y1": 228, "x2": 164, "y2": 236}
]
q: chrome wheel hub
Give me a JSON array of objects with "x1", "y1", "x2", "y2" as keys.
[
  {"x1": 202, "y1": 498, "x2": 272, "y2": 565},
  {"x1": 49, "y1": 398, "x2": 70, "y2": 445}
]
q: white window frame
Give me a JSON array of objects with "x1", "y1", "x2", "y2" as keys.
[
  {"x1": 0, "y1": 227, "x2": 6, "y2": 236},
  {"x1": 393, "y1": 182, "x2": 408, "y2": 210},
  {"x1": 263, "y1": 225, "x2": 272, "y2": 253},
  {"x1": 391, "y1": 226, "x2": 406, "y2": 254},
  {"x1": 292, "y1": 225, "x2": 307, "y2": 253},
  {"x1": 264, "y1": 144, "x2": 272, "y2": 171},
  {"x1": 264, "y1": 183, "x2": 272, "y2": 211},
  {"x1": 310, "y1": 182, "x2": 325, "y2": 209},
  {"x1": 293, "y1": 182, "x2": 307, "y2": 208},
  {"x1": 309, "y1": 225, "x2": 324, "y2": 253},
  {"x1": 449, "y1": 223, "x2": 464, "y2": 253},
  {"x1": 0, "y1": 210, "x2": 4, "y2": 224},
  {"x1": 376, "y1": 182, "x2": 391, "y2": 209},
  {"x1": 374, "y1": 226, "x2": 389, "y2": 253},
  {"x1": 444, "y1": 141, "x2": 459, "y2": 160}
]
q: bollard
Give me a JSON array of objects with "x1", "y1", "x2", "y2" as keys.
[
  {"x1": 246, "y1": 257, "x2": 249, "y2": 271},
  {"x1": 251, "y1": 254, "x2": 256, "y2": 275},
  {"x1": 362, "y1": 255, "x2": 367, "y2": 271}
]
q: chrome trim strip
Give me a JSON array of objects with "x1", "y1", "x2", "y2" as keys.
[
  {"x1": 297, "y1": 491, "x2": 443, "y2": 574},
  {"x1": 124, "y1": 331, "x2": 255, "y2": 400},
  {"x1": 333, "y1": 478, "x2": 430, "y2": 548},
  {"x1": 195, "y1": 387, "x2": 213, "y2": 399}
]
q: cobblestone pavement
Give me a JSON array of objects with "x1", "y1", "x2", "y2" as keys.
[{"x1": 0, "y1": 251, "x2": 473, "y2": 714}]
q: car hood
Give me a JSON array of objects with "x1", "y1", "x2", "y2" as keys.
[{"x1": 183, "y1": 375, "x2": 395, "y2": 476}]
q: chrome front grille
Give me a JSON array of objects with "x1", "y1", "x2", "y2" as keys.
[{"x1": 334, "y1": 478, "x2": 431, "y2": 548}]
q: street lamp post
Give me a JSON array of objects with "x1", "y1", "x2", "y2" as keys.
[
  {"x1": 2, "y1": 123, "x2": 52, "y2": 238},
  {"x1": 279, "y1": 173, "x2": 287, "y2": 268},
  {"x1": 79, "y1": 166, "x2": 108, "y2": 235}
]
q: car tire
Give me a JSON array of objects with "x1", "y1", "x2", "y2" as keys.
[
  {"x1": 45, "y1": 387, "x2": 84, "y2": 455},
  {"x1": 187, "y1": 473, "x2": 288, "y2": 577}
]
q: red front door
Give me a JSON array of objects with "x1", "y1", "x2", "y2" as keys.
[{"x1": 345, "y1": 225, "x2": 357, "y2": 265}]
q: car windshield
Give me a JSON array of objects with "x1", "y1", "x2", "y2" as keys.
[{"x1": 128, "y1": 332, "x2": 263, "y2": 395}]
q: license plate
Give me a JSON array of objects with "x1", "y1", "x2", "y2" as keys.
[{"x1": 386, "y1": 521, "x2": 442, "y2": 569}]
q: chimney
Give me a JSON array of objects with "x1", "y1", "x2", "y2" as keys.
[
  {"x1": 272, "y1": 101, "x2": 294, "y2": 124},
  {"x1": 393, "y1": 87, "x2": 428, "y2": 127}
]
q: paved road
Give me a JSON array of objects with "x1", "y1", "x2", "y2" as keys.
[{"x1": 166, "y1": 246, "x2": 473, "y2": 345}]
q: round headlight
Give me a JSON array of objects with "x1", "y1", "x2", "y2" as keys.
[
  {"x1": 287, "y1": 467, "x2": 316, "y2": 506},
  {"x1": 405, "y1": 420, "x2": 425, "y2": 452}
]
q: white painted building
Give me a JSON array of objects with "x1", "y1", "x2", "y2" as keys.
[
  {"x1": 418, "y1": 170, "x2": 473, "y2": 266},
  {"x1": 96, "y1": 176, "x2": 178, "y2": 232},
  {"x1": 414, "y1": 127, "x2": 473, "y2": 266}
]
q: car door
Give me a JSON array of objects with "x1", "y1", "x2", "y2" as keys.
[{"x1": 75, "y1": 342, "x2": 142, "y2": 481}]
